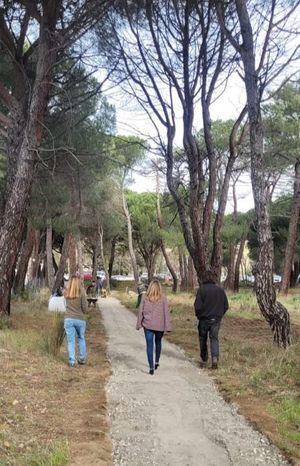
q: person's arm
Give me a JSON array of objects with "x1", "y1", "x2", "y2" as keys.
[
  {"x1": 136, "y1": 296, "x2": 145, "y2": 330},
  {"x1": 163, "y1": 297, "x2": 172, "y2": 332},
  {"x1": 194, "y1": 288, "x2": 203, "y2": 319},
  {"x1": 81, "y1": 290, "x2": 88, "y2": 314}
]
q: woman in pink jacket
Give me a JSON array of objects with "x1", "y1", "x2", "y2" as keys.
[{"x1": 136, "y1": 279, "x2": 172, "y2": 375}]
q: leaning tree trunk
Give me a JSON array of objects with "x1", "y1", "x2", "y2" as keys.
[
  {"x1": 53, "y1": 233, "x2": 70, "y2": 293},
  {"x1": 0, "y1": 20, "x2": 57, "y2": 315},
  {"x1": 281, "y1": 159, "x2": 300, "y2": 294},
  {"x1": 13, "y1": 223, "x2": 36, "y2": 294},
  {"x1": 233, "y1": 0, "x2": 290, "y2": 346},
  {"x1": 46, "y1": 219, "x2": 55, "y2": 291},
  {"x1": 161, "y1": 244, "x2": 178, "y2": 293},
  {"x1": 122, "y1": 188, "x2": 139, "y2": 288}
]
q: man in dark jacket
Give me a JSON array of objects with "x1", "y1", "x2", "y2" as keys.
[{"x1": 194, "y1": 270, "x2": 229, "y2": 369}]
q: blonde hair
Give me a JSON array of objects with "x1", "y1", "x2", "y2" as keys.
[
  {"x1": 146, "y1": 280, "x2": 162, "y2": 302},
  {"x1": 65, "y1": 276, "x2": 81, "y2": 299}
]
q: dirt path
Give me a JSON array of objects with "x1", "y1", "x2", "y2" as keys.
[{"x1": 101, "y1": 297, "x2": 288, "y2": 466}]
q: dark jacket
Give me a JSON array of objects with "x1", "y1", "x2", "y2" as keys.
[{"x1": 194, "y1": 283, "x2": 229, "y2": 321}]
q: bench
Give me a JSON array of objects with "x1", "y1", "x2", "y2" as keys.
[{"x1": 87, "y1": 297, "x2": 98, "y2": 307}]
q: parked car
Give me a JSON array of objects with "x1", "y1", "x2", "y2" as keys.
[{"x1": 111, "y1": 275, "x2": 134, "y2": 281}]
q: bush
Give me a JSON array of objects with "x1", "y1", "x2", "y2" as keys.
[{"x1": 42, "y1": 313, "x2": 65, "y2": 356}]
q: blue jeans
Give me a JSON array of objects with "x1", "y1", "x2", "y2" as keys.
[
  {"x1": 144, "y1": 328, "x2": 164, "y2": 370},
  {"x1": 197, "y1": 318, "x2": 221, "y2": 361},
  {"x1": 64, "y1": 318, "x2": 87, "y2": 365}
]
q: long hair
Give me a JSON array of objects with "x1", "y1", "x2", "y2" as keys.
[
  {"x1": 65, "y1": 276, "x2": 81, "y2": 299},
  {"x1": 146, "y1": 280, "x2": 162, "y2": 302}
]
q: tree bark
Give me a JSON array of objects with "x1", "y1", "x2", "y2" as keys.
[
  {"x1": 224, "y1": 243, "x2": 236, "y2": 291},
  {"x1": 46, "y1": 219, "x2": 55, "y2": 291},
  {"x1": 68, "y1": 234, "x2": 77, "y2": 276},
  {"x1": 225, "y1": 0, "x2": 290, "y2": 346},
  {"x1": 187, "y1": 255, "x2": 196, "y2": 291},
  {"x1": 98, "y1": 224, "x2": 110, "y2": 294},
  {"x1": 0, "y1": 15, "x2": 58, "y2": 315},
  {"x1": 53, "y1": 233, "x2": 70, "y2": 293},
  {"x1": 178, "y1": 250, "x2": 187, "y2": 291},
  {"x1": 29, "y1": 230, "x2": 42, "y2": 287},
  {"x1": 108, "y1": 235, "x2": 118, "y2": 281},
  {"x1": 211, "y1": 108, "x2": 247, "y2": 280},
  {"x1": 234, "y1": 235, "x2": 246, "y2": 292},
  {"x1": 281, "y1": 159, "x2": 300, "y2": 294},
  {"x1": 122, "y1": 188, "x2": 139, "y2": 288},
  {"x1": 156, "y1": 185, "x2": 178, "y2": 292},
  {"x1": 13, "y1": 223, "x2": 36, "y2": 294}
]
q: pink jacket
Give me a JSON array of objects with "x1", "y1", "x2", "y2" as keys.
[{"x1": 136, "y1": 295, "x2": 172, "y2": 332}]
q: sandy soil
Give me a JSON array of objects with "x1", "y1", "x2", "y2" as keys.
[{"x1": 101, "y1": 297, "x2": 288, "y2": 466}]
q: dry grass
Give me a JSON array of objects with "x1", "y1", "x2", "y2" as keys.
[
  {"x1": 116, "y1": 286, "x2": 300, "y2": 463},
  {"x1": 0, "y1": 291, "x2": 111, "y2": 466}
]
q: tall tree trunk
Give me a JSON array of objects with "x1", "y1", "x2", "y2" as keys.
[
  {"x1": 229, "y1": 0, "x2": 290, "y2": 346},
  {"x1": 46, "y1": 219, "x2": 55, "y2": 291},
  {"x1": 98, "y1": 225, "x2": 110, "y2": 294},
  {"x1": 156, "y1": 184, "x2": 178, "y2": 292},
  {"x1": 92, "y1": 243, "x2": 100, "y2": 281},
  {"x1": 0, "y1": 19, "x2": 57, "y2": 315},
  {"x1": 68, "y1": 234, "x2": 77, "y2": 276},
  {"x1": 211, "y1": 107, "x2": 247, "y2": 280},
  {"x1": 76, "y1": 234, "x2": 84, "y2": 281},
  {"x1": 108, "y1": 235, "x2": 118, "y2": 281},
  {"x1": 13, "y1": 223, "x2": 36, "y2": 294},
  {"x1": 182, "y1": 254, "x2": 189, "y2": 291},
  {"x1": 29, "y1": 230, "x2": 42, "y2": 287},
  {"x1": 187, "y1": 255, "x2": 195, "y2": 291},
  {"x1": 178, "y1": 249, "x2": 187, "y2": 291},
  {"x1": 224, "y1": 243, "x2": 236, "y2": 291},
  {"x1": 281, "y1": 159, "x2": 300, "y2": 294},
  {"x1": 122, "y1": 188, "x2": 139, "y2": 288},
  {"x1": 234, "y1": 235, "x2": 246, "y2": 292},
  {"x1": 53, "y1": 233, "x2": 70, "y2": 293}
]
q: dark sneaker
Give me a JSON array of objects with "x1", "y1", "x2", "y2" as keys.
[
  {"x1": 149, "y1": 369, "x2": 154, "y2": 375},
  {"x1": 78, "y1": 358, "x2": 86, "y2": 365},
  {"x1": 155, "y1": 363, "x2": 159, "y2": 370},
  {"x1": 211, "y1": 358, "x2": 218, "y2": 370},
  {"x1": 199, "y1": 360, "x2": 207, "y2": 368}
]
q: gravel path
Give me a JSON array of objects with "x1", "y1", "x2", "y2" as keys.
[{"x1": 101, "y1": 297, "x2": 288, "y2": 466}]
